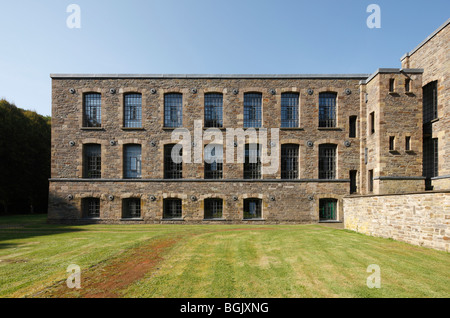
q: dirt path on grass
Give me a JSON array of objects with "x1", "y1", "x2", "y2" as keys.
[{"x1": 34, "y1": 236, "x2": 182, "y2": 298}]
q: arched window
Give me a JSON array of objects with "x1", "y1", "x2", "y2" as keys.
[
  {"x1": 124, "y1": 93, "x2": 142, "y2": 128},
  {"x1": 164, "y1": 144, "x2": 182, "y2": 179},
  {"x1": 123, "y1": 144, "x2": 142, "y2": 179},
  {"x1": 164, "y1": 93, "x2": 183, "y2": 127},
  {"x1": 122, "y1": 198, "x2": 141, "y2": 219},
  {"x1": 281, "y1": 93, "x2": 299, "y2": 128},
  {"x1": 281, "y1": 144, "x2": 299, "y2": 179},
  {"x1": 204, "y1": 198, "x2": 223, "y2": 219},
  {"x1": 163, "y1": 198, "x2": 182, "y2": 219},
  {"x1": 243, "y1": 198, "x2": 262, "y2": 219},
  {"x1": 204, "y1": 93, "x2": 223, "y2": 127},
  {"x1": 319, "y1": 92, "x2": 336, "y2": 127},
  {"x1": 244, "y1": 93, "x2": 262, "y2": 128},
  {"x1": 82, "y1": 197, "x2": 100, "y2": 219},
  {"x1": 204, "y1": 144, "x2": 223, "y2": 179},
  {"x1": 319, "y1": 144, "x2": 337, "y2": 179},
  {"x1": 83, "y1": 144, "x2": 101, "y2": 178},
  {"x1": 83, "y1": 93, "x2": 101, "y2": 127}
]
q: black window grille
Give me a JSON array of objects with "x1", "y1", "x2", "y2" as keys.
[
  {"x1": 423, "y1": 138, "x2": 438, "y2": 179},
  {"x1": 319, "y1": 144, "x2": 337, "y2": 179},
  {"x1": 164, "y1": 144, "x2": 182, "y2": 179},
  {"x1": 319, "y1": 199, "x2": 337, "y2": 221},
  {"x1": 122, "y1": 198, "x2": 141, "y2": 218},
  {"x1": 243, "y1": 198, "x2": 262, "y2": 219},
  {"x1": 244, "y1": 144, "x2": 261, "y2": 179},
  {"x1": 244, "y1": 93, "x2": 262, "y2": 128},
  {"x1": 164, "y1": 93, "x2": 182, "y2": 127},
  {"x1": 204, "y1": 145, "x2": 223, "y2": 179},
  {"x1": 281, "y1": 93, "x2": 299, "y2": 128},
  {"x1": 83, "y1": 144, "x2": 101, "y2": 178},
  {"x1": 204, "y1": 93, "x2": 223, "y2": 127},
  {"x1": 423, "y1": 81, "x2": 438, "y2": 123},
  {"x1": 349, "y1": 116, "x2": 357, "y2": 138},
  {"x1": 204, "y1": 199, "x2": 223, "y2": 219},
  {"x1": 319, "y1": 92, "x2": 336, "y2": 127},
  {"x1": 124, "y1": 93, "x2": 142, "y2": 128},
  {"x1": 82, "y1": 198, "x2": 100, "y2": 218},
  {"x1": 163, "y1": 199, "x2": 182, "y2": 219},
  {"x1": 124, "y1": 144, "x2": 142, "y2": 179},
  {"x1": 281, "y1": 144, "x2": 299, "y2": 179},
  {"x1": 83, "y1": 93, "x2": 101, "y2": 127}
]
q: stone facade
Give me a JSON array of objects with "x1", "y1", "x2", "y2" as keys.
[
  {"x1": 344, "y1": 191, "x2": 450, "y2": 252},
  {"x1": 49, "y1": 19, "x2": 449, "y2": 226}
]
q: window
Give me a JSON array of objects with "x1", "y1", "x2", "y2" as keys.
[
  {"x1": 350, "y1": 170, "x2": 357, "y2": 194},
  {"x1": 423, "y1": 81, "x2": 438, "y2": 123},
  {"x1": 389, "y1": 79, "x2": 395, "y2": 92},
  {"x1": 405, "y1": 136, "x2": 411, "y2": 151},
  {"x1": 369, "y1": 112, "x2": 375, "y2": 134},
  {"x1": 389, "y1": 136, "x2": 395, "y2": 151},
  {"x1": 423, "y1": 138, "x2": 438, "y2": 179},
  {"x1": 204, "y1": 93, "x2": 223, "y2": 127},
  {"x1": 204, "y1": 199, "x2": 223, "y2": 219},
  {"x1": 319, "y1": 92, "x2": 336, "y2": 127},
  {"x1": 405, "y1": 78, "x2": 410, "y2": 92},
  {"x1": 83, "y1": 93, "x2": 101, "y2": 127},
  {"x1": 124, "y1": 144, "x2": 142, "y2": 179},
  {"x1": 83, "y1": 144, "x2": 101, "y2": 178},
  {"x1": 319, "y1": 199, "x2": 337, "y2": 221},
  {"x1": 164, "y1": 93, "x2": 182, "y2": 127},
  {"x1": 163, "y1": 199, "x2": 182, "y2": 219},
  {"x1": 319, "y1": 144, "x2": 337, "y2": 179},
  {"x1": 244, "y1": 93, "x2": 262, "y2": 128},
  {"x1": 164, "y1": 144, "x2": 182, "y2": 179},
  {"x1": 204, "y1": 144, "x2": 223, "y2": 179},
  {"x1": 243, "y1": 198, "x2": 262, "y2": 219},
  {"x1": 349, "y1": 116, "x2": 357, "y2": 138},
  {"x1": 281, "y1": 93, "x2": 299, "y2": 128},
  {"x1": 244, "y1": 144, "x2": 261, "y2": 179},
  {"x1": 122, "y1": 198, "x2": 141, "y2": 219},
  {"x1": 368, "y1": 170, "x2": 374, "y2": 193},
  {"x1": 82, "y1": 198, "x2": 100, "y2": 218},
  {"x1": 124, "y1": 93, "x2": 142, "y2": 128},
  {"x1": 281, "y1": 144, "x2": 299, "y2": 179}
]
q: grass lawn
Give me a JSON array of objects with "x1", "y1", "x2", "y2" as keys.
[{"x1": 0, "y1": 214, "x2": 448, "y2": 298}]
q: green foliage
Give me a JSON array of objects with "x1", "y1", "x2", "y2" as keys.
[{"x1": 0, "y1": 99, "x2": 51, "y2": 214}]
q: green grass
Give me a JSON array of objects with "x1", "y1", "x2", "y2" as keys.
[{"x1": 0, "y1": 214, "x2": 448, "y2": 298}]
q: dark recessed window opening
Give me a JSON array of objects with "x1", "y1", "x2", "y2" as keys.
[
  {"x1": 405, "y1": 78, "x2": 410, "y2": 92},
  {"x1": 368, "y1": 170, "x2": 374, "y2": 193},
  {"x1": 423, "y1": 138, "x2": 438, "y2": 180},
  {"x1": 281, "y1": 93, "x2": 299, "y2": 128},
  {"x1": 83, "y1": 93, "x2": 101, "y2": 127},
  {"x1": 389, "y1": 79, "x2": 395, "y2": 92},
  {"x1": 243, "y1": 198, "x2": 262, "y2": 219},
  {"x1": 369, "y1": 112, "x2": 375, "y2": 134},
  {"x1": 164, "y1": 93, "x2": 183, "y2": 127},
  {"x1": 122, "y1": 198, "x2": 141, "y2": 219},
  {"x1": 319, "y1": 144, "x2": 337, "y2": 179},
  {"x1": 204, "y1": 145, "x2": 223, "y2": 179},
  {"x1": 389, "y1": 136, "x2": 395, "y2": 151},
  {"x1": 204, "y1": 198, "x2": 223, "y2": 219},
  {"x1": 124, "y1": 144, "x2": 142, "y2": 179},
  {"x1": 281, "y1": 144, "x2": 299, "y2": 179},
  {"x1": 82, "y1": 198, "x2": 100, "y2": 218},
  {"x1": 319, "y1": 199, "x2": 337, "y2": 221},
  {"x1": 244, "y1": 93, "x2": 262, "y2": 128},
  {"x1": 124, "y1": 93, "x2": 142, "y2": 128},
  {"x1": 83, "y1": 144, "x2": 101, "y2": 178},
  {"x1": 319, "y1": 92, "x2": 337, "y2": 127},
  {"x1": 350, "y1": 170, "x2": 357, "y2": 194},
  {"x1": 164, "y1": 144, "x2": 182, "y2": 179},
  {"x1": 244, "y1": 144, "x2": 261, "y2": 179},
  {"x1": 163, "y1": 198, "x2": 182, "y2": 219},
  {"x1": 423, "y1": 81, "x2": 438, "y2": 123},
  {"x1": 204, "y1": 93, "x2": 223, "y2": 128},
  {"x1": 349, "y1": 116, "x2": 357, "y2": 138},
  {"x1": 405, "y1": 136, "x2": 411, "y2": 151}
]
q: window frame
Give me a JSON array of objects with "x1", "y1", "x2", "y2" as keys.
[
  {"x1": 243, "y1": 92, "x2": 262, "y2": 128},
  {"x1": 318, "y1": 144, "x2": 337, "y2": 180},
  {"x1": 83, "y1": 143, "x2": 101, "y2": 179},
  {"x1": 204, "y1": 93, "x2": 223, "y2": 128},
  {"x1": 123, "y1": 93, "x2": 142, "y2": 128},
  {"x1": 83, "y1": 93, "x2": 102, "y2": 127},
  {"x1": 204, "y1": 198, "x2": 223, "y2": 219},
  {"x1": 281, "y1": 144, "x2": 299, "y2": 179},
  {"x1": 281, "y1": 92, "x2": 299, "y2": 128},
  {"x1": 243, "y1": 198, "x2": 262, "y2": 220},
  {"x1": 123, "y1": 144, "x2": 142, "y2": 179},
  {"x1": 163, "y1": 198, "x2": 182, "y2": 219},
  {"x1": 164, "y1": 93, "x2": 183, "y2": 128},
  {"x1": 318, "y1": 92, "x2": 337, "y2": 128},
  {"x1": 122, "y1": 198, "x2": 141, "y2": 219}
]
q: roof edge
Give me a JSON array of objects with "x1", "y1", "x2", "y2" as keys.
[
  {"x1": 401, "y1": 18, "x2": 450, "y2": 61},
  {"x1": 359, "y1": 68, "x2": 423, "y2": 85}
]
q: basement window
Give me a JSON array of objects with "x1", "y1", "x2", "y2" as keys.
[{"x1": 319, "y1": 199, "x2": 337, "y2": 221}]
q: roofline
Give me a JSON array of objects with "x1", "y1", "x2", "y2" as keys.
[
  {"x1": 50, "y1": 73, "x2": 370, "y2": 80},
  {"x1": 359, "y1": 68, "x2": 423, "y2": 85},
  {"x1": 400, "y1": 18, "x2": 450, "y2": 61}
]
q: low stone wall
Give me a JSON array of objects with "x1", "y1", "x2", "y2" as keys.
[{"x1": 344, "y1": 191, "x2": 450, "y2": 252}]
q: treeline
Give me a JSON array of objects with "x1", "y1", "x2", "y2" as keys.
[{"x1": 0, "y1": 99, "x2": 51, "y2": 214}]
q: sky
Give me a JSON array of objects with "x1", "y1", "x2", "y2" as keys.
[{"x1": 0, "y1": 0, "x2": 448, "y2": 116}]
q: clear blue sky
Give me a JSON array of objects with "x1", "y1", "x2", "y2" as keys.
[{"x1": 0, "y1": 0, "x2": 448, "y2": 116}]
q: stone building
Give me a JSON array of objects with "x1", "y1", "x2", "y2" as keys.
[{"x1": 48, "y1": 19, "x2": 449, "y2": 225}]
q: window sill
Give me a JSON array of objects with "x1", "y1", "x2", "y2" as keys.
[
  {"x1": 120, "y1": 218, "x2": 143, "y2": 221},
  {"x1": 161, "y1": 218, "x2": 184, "y2": 221},
  {"x1": 162, "y1": 127, "x2": 182, "y2": 130},
  {"x1": 280, "y1": 127, "x2": 304, "y2": 130},
  {"x1": 405, "y1": 150, "x2": 416, "y2": 154},
  {"x1": 80, "y1": 127, "x2": 104, "y2": 131},
  {"x1": 242, "y1": 218, "x2": 265, "y2": 221},
  {"x1": 319, "y1": 220, "x2": 341, "y2": 223},
  {"x1": 389, "y1": 150, "x2": 400, "y2": 154},
  {"x1": 203, "y1": 218, "x2": 226, "y2": 221},
  {"x1": 405, "y1": 92, "x2": 415, "y2": 96},
  {"x1": 203, "y1": 127, "x2": 225, "y2": 130},
  {"x1": 318, "y1": 127, "x2": 342, "y2": 131},
  {"x1": 121, "y1": 127, "x2": 145, "y2": 131}
]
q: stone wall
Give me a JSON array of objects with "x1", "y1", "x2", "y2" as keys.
[{"x1": 344, "y1": 191, "x2": 450, "y2": 251}]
